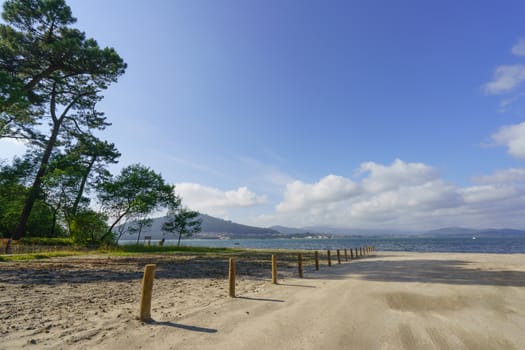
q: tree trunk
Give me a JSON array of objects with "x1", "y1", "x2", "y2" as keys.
[
  {"x1": 101, "y1": 209, "x2": 130, "y2": 242},
  {"x1": 177, "y1": 232, "x2": 182, "y2": 247},
  {"x1": 136, "y1": 225, "x2": 143, "y2": 244},
  {"x1": 7, "y1": 123, "x2": 61, "y2": 253},
  {"x1": 50, "y1": 205, "x2": 59, "y2": 236},
  {"x1": 71, "y1": 157, "x2": 95, "y2": 216}
]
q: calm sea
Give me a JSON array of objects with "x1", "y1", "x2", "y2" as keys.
[{"x1": 152, "y1": 236, "x2": 525, "y2": 254}]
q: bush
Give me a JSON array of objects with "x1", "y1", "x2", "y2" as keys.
[
  {"x1": 18, "y1": 237, "x2": 75, "y2": 246},
  {"x1": 69, "y1": 210, "x2": 112, "y2": 245}
]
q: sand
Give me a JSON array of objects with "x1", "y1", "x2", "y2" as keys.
[{"x1": 1, "y1": 251, "x2": 525, "y2": 349}]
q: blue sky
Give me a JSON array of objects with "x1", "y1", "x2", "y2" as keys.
[{"x1": 2, "y1": 0, "x2": 525, "y2": 230}]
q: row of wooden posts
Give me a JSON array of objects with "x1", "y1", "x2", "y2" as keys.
[{"x1": 139, "y1": 246, "x2": 375, "y2": 321}]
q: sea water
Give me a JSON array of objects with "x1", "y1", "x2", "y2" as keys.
[{"x1": 158, "y1": 236, "x2": 525, "y2": 254}]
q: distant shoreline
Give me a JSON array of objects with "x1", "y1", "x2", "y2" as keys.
[{"x1": 119, "y1": 235, "x2": 525, "y2": 254}]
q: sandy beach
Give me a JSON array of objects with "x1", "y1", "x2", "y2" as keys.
[{"x1": 1, "y1": 251, "x2": 525, "y2": 349}]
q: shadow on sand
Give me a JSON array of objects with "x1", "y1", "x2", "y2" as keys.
[
  {"x1": 308, "y1": 257, "x2": 525, "y2": 287},
  {"x1": 149, "y1": 320, "x2": 217, "y2": 333},
  {"x1": 236, "y1": 296, "x2": 285, "y2": 302}
]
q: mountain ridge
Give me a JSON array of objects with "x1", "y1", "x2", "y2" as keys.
[{"x1": 118, "y1": 214, "x2": 525, "y2": 241}]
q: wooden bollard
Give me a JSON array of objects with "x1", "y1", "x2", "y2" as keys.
[
  {"x1": 314, "y1": 251, "x2": 319, "y2": 271},
  {"x1": 350, "y1": 248, "x2": 354, "y2": 259},
  {"x1": 229, "y1": 258, "x2": 236, "y2": 297},
  {"x1": 139, "y1": 264, "x2": 156, "y2": 321},
  {"x1": 344, "y1": 249, "x2": 348, "y2": 261},
  {"x1": 272, "y1": 255, "x2": 277, "y2": 284},
  {"x1": 355, "y1": 248, "x2": 358, "y2": 258},
  {"x1": 360, "y1": 247, "x2": 363, "y2": 256},
  {"x1": 298, "y1": 253, "x2": 303, "y2": 278},
  {"x1": 336, "y1": 249, "x2": 341, "y2": 264},
  {"x1": 327, "y1": 250, "x2": 332, "y2": 266}
]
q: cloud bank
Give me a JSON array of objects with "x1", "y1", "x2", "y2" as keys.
[
  {"x1": 175, "y1": 157, "x2": 525, "y2": 230},
  {"x1": 483, "y1": 64, "x2": 525, "y2": 95},
  {"x1": 484, "y1": 38, "x2": 525, "y2": 97},
  {"x1": 261, "y1": 159, "x2": 525, "y2": 230},
  {"x1": 492, "y1": 122, "x2": 525, "y2": 159},
  {"x1": 175, "y1": 183, "x2": 267, "y2": 217}
]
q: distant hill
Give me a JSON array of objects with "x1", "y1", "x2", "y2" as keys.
[
  {"x1": 118, "y1": 213, "x2": 280, "y2": 240},
  {"x1": 198, "y1": 214, "x2": 280, "y2": 238},
  {"x1": 270, "y1": 225, "x2": 413, "y2": 236},
  {"x1": 117, "y1": 215, "x2": 525, "y2": 241}
]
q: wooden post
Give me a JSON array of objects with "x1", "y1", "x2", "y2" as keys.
[
  {"x1": 327, "y1": 250, "x2": 332, "y2": 266},
  {"x1": 298, "y1": 253, "x2": 303, "y2": 278},
  {"x1": 344, "y1": 249, "x2": 348, "y2": 261},
  {"x1": 229, "y1": 258, "x2": 236, "y2": 297},
  {"x1": 272, "y1": 255, "x2": 277, "y2": 284},
  {"x1": 314, "y1": 251, "x2": 319, "y2": 271},
  {"x1": 355, "y1": 248, "x2": 358, "y2": 258},
  {"x1": 139, "y1": 264, "x2": 156, "y2": 321},
  {"x1": 336, "y1": 249, "x2": 341, "y2": 264},
  {"x1": 350, "y1": 248, "x2": 354, "y2": 259}
]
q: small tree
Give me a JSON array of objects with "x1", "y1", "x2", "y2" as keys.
[
  {"x1": 97, "y1": 164, "x2": 180, "y2": 242},
  {"x1": 162, "y1": 207, "x2": 202, "y2": 247},
  {"x1": 129, "y1": 217, "x2": 153, "y2": 244}
]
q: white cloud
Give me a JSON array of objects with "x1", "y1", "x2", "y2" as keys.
[
  {"x1": 460, "y1": 185, "x2": 521, "y2": 204},
  {"x1": 512, "y1": 38, "x2": 525, "y2": 57},
  {"x1": 277, "y1": 175, "x2": 360, "y2": 212},
  {"x1": 175, "y1": 183, "x2": 267, "y2": 217},
  {"x1": 179, "y1": 158, "x2": 525, "y2": 230},
  {"x1": 491, "y1": 121, "x2": 525, "y2": 159},
  {"x1": 483, "y1": 64, "x2": 525, "y2": 95},
  {"x1": 257, "y1": 159, "x2": 525, "y2": 230},
  {"x1": 358, "y1": 159, "x2": 438, "y2": 192},
  {"x1": 472, "y1": 168, "x2": 525, "y2": 184}
]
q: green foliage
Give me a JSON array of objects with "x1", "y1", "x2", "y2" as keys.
[
  {"x1": 69, "y1": 209, "x2": 110, "y2": 244},
  {"x1": 162, "y1": 207, "x2": 202, "y2": 247},
  {"x1": 98, "y1": 164, "x2": 181, "y2": 239},
  {"x1": 0, "y1": 0, "x2": 126, "y2": 240},
  {"x1": 0, "y1": 159, "x2": 64, "y2": 237}
]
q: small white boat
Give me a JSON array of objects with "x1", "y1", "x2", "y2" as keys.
[{"x1": 472, "y1": 236, "x2": 477, "y2": 240}]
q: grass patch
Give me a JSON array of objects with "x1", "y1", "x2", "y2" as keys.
[
  {"x1": 102, "y1": 244, "x2": 240, "y2": 255},
  {"x1": 0, "y1": 251, "x2": 83, "y2": 261},
  {"x1": 18, "y1": 237, "x2": 75, "y2": 246}
]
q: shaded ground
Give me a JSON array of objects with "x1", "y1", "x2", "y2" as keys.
[{"x1": 0, "y1": 250, "x2": 322, "y2": 348}]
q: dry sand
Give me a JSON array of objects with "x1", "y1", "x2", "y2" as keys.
[{"x1": 1, "y1": 251, "x2": 525, "y2": 349}]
